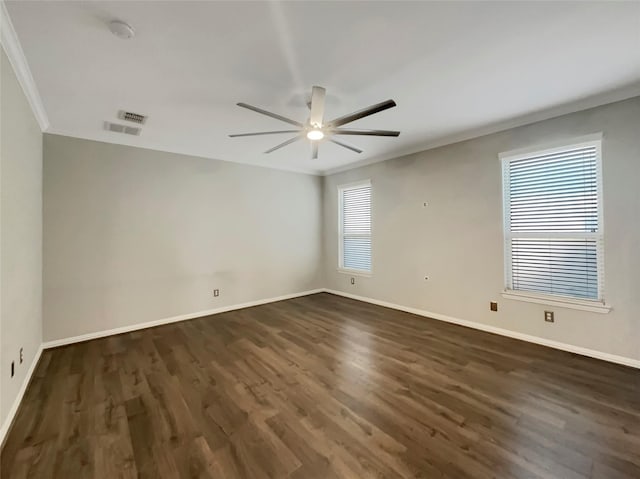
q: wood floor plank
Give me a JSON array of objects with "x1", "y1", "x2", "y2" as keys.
[{"x1": 2, "y1": 293, "x2": 639, "y2": 478}]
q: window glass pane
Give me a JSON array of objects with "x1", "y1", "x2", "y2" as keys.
[
  {"x1": 511, "y1": 238, "x2": 598, "y2": 299},
  {"x1": 342, "y1": 186, "x2": 371, "y2": 234},
  {"x1": 504, "y1": 141, "x2": 602, "y2": 301},
  {"x1": 509, "y1": 145, "x2": 598, "y2": 233},
  {"x1": 340, "y1": 183, "x2": 371, "y2": 272},
  {"x1": 343, "y1": 236, "x2": 372, "y2": 271}
]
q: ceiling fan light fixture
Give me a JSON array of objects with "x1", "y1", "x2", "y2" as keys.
[
  {"x1": 231, "y1": 86, "x2": 398, "y2": 159},
  {"x1": 306, "y1": 129, "x2": 324, "y2": 141}
]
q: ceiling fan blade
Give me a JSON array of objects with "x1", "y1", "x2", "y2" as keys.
[
  {"x1": 328, "y1": 99, "x2": 396, "y2": 128},
  {"x1": 329, "y1": 138, "x2": 363, "y2": 153},
  {"x1": 311, "y1": 142, "x2": 319, "y2": 160},
  {"x1": 229, "y1": 130, "x2": 300, "y2": 137},
  {"x1": 237, "y1": 103, "x2": 303, "y2": 127},
  {"x1": 264, "y1": 136, "x2": 301, "y2": 154},
  {"x1": 332, "y1": 128, "x2": 400, "y2": 137},
  {"x1": 309, "y1": 85, "x2": 326, "y2": 127}
]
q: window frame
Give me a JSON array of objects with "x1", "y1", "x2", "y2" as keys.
[
  {"x1": 338, "y1": 179, "x2": 372, "y2": 276},
  {"x1": 499, "y1": 134, "x2": 610, "y2": 313}
]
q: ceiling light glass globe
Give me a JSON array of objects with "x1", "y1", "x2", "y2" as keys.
[{"x1": 306, "y1": 129, "x2": 324, "y2": 140}]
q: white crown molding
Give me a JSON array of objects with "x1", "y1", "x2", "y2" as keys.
[
  {"x1": 1, "y1": 0, "x2": 637, "y2": 177},
  {"x1": 45, "y1": 129, "x2": 323, "y2": 176},
  {"x1": 1, "y1": 1, "x2": 49, "y2": 131},
  {"x1": 320, "y1": 84, "x2": 640, "y2": 176}
]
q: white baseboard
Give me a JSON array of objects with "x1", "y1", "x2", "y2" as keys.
[
  {"x1": 42, "y1": 289, "x2": 324, "y2": 349},
  {"x1": 0, "y1": 344, "x2": 43, "y2": 448},
  {"x1": 323, "y1": 289, "x2": 640, "y2": 369},
  {"x1": 2, "y1": 287, "x2": 637, "y2": 449},
  {"x1": 41, "y1": 287, "x2": 640, "y2": 368}
]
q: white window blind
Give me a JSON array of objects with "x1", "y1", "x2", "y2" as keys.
[
  {"x1": 339, "y1": 181, "x2": 372, "y2": 273},
  {"x1": 502, "y1": 139, "x2": 604, "y2": 301}
]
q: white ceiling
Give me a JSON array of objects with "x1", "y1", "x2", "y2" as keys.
[{"x1": 6, "y1": 1, "x2": 640, "y2": 175}]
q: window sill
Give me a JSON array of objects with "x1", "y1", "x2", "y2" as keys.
[
  {"x1": 337, "y1": 268, "x2": 372, "y2": 278},
  {"x1": 501, "y1": 290, "x2": 611, "y2": 314}
]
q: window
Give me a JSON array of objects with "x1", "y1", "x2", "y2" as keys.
[
  {"x1": 339, "y1": 180, "x2": 372, "y2": 274},
  {"x1": 501, "y1": 136, "x2": 606, "y2": 307}
]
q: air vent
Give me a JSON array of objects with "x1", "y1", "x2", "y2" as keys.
[
  {"x1": 118, "y1": 110, "x2": 147, "y2": 124},
  {"x1": 104, "y1": 121, "x2": 141, "y2": 136}
]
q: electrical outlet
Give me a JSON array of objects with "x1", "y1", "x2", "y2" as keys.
[
  {"x1": 213, "y1": 289, "x2": 220, "y2": 297},
  {"x1": 490, "y1": 301, "x2": 498, "y2": 312},
  {"x1": 11, "y1": 361, "x2": 14, "y2": 378},
  {"x1": 350, "y1": 277, "x2": 355, "y2": 285},
  {"x1": 544, "y1": 311, "x2": 554, "y2": 323},
  {"x1": 19, "y1": 347, "x2": 23, "y2": 364}
]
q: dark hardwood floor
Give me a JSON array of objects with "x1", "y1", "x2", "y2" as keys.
[{"x1": 2, "y1": 293, "x2": 639, "y2": 478}]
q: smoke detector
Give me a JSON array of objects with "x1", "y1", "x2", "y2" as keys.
[{"x1": 109, "y1": 21, "x2": 135, "y2": 40}]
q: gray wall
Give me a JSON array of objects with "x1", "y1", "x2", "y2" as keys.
[
  {"x1": 43, "y1": 135, "x2": 323, "y2": 342},
  {"x1": 35, "y1": 94, "x2": 640, "y2": 364},
  {"x1": 0, "y1": 47, "x2": 43, "y2": 430},
  {"x1": 323, "y1": 97, "x2": 640, "y2": 361}
]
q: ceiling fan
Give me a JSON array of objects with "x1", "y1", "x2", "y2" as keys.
[{"x1": 229, "y1": 86, "x2": 399, "y2": 159}]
